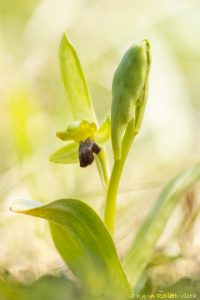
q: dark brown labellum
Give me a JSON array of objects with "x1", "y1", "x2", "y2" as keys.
[
  {"x1": 79, "y1": 138, "x2": 101, "y2": 168},
  {"x1": 92, "y1": 142, "x2": 101, "y2": 155}
]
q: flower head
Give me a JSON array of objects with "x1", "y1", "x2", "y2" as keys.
[
  {"x1": 50, "y1": 118, "x2": 110, "y2": 167},
  {"x1": 49, "y1": 33, "x2": 110, "y2": 173}
]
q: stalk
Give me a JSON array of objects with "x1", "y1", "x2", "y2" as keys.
[{"x1": 104, "y1": 119, "x2": 136, "y2": 235}]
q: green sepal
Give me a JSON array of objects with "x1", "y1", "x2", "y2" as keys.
[{"x1": 49, "y1": 142, "x2": 79, "y2": 164}]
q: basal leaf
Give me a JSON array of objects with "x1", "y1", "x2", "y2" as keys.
[
  {"x1": 123, "y1": 162, "x2": 200, "y2": 291},
  {"x1": 49, "y1": 142, "x2": 78, "y2": 164},
  {"x1": 60, "y1": 33, "x2": 95, "y2": 121},
  {"x1": 14, "y1": 199, "x2": 131, "y2": 299}
]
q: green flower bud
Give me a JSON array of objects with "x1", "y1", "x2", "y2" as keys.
[{"x1": 111, "y1": 39, "x2": 151, "y2": 160}]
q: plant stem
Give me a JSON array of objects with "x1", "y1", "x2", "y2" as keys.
[
  {"x1": 104, "y1": 119, "x2": 136, "y2": 235},
  {"x1": 104, "y1": 160, "x2": 124, "y2": 235}
]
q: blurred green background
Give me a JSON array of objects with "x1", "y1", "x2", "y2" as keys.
[{"x1": 1, "y1": 0, "x2": 200, "y2": 297}]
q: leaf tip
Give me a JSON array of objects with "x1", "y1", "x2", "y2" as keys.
[
  {"x1": 60, "y1": 32, "x2": 73, "y2": 51},
  {"x1": 10, "y1": 199, "x2": 42, "y2": 214},
  {"x1": 61, "y1": 32, "x2": 67, "y2": 43}
]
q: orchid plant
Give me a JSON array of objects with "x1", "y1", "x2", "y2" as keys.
[{"x1": 13, "y1": 33, "x2": 200, "y2": 300}]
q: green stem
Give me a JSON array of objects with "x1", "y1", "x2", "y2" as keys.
[{"x1": 104, "y1": 119, "x2": 136, "y2": 235}]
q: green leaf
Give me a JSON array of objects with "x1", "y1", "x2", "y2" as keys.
[
  {"x1": 123, "y1": 161, "x2": 200, "y2": 291},
  {"x1": 49, "y1": 142, "x2": 78, "y2": 164},
  {"x1": 14, "y1": 199, "x2": 131, "y2": 299},
  {"x1": 60, "y1": 33, "x2": 95, "y2": 121}
]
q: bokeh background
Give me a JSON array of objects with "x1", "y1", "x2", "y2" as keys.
[{"x1": 1, "y1": 0, "x2": 200, "y2": 296}]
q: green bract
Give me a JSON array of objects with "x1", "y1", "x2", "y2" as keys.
[
  {"x1": 60, "y1": 33, "x2": 95, "y2": 121},
  {"x1": 111, "y1": 39, "x2": 151, "y2": 160}
]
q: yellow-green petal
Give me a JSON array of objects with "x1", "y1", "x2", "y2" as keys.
[{"x1": 56, "y1": 120, "x2": 97, "y2": 143}]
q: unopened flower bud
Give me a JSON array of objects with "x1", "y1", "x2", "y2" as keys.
[{"x1": 111, "y1": 39, "x2": 151, "y2": 160}]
